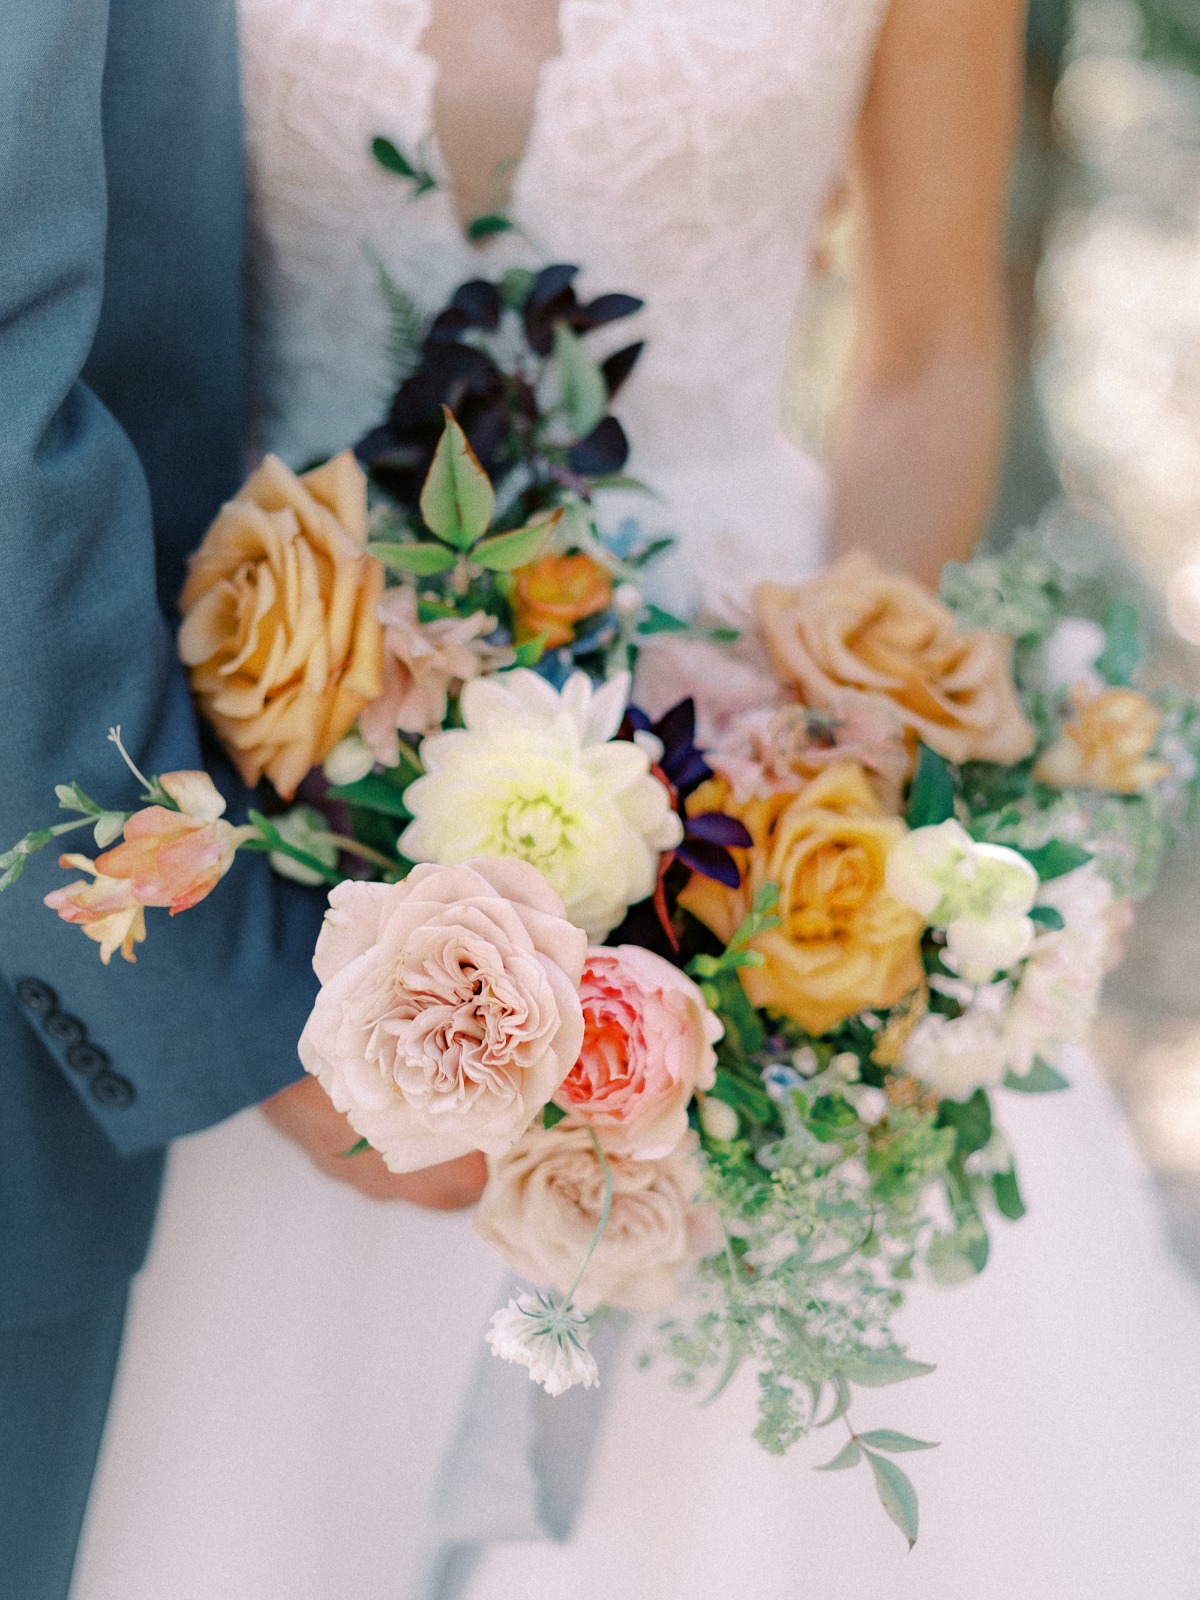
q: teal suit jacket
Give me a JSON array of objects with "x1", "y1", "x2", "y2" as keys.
[{"x1": 0, "y1": 0, "x2": 326, "y2": 1329}]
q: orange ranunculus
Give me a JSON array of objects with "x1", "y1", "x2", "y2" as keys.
[
  {"x1": 679, "y1": 761, "x2": 925, "y2": 1037},
  {"x1": 45, "y1": 858, "x2": 147, "y2": 965},
  {"x1": 1033, "y1": 685, "x2": 1171, "y2": 794},
  {"x1": 754, "y1": 552, "x2": 1035, "y2": 767},
  {"x1": 178, "y1": 452, "x2": 385, "y2": 799},
  {"x1": 95, "y1": 771, "x2": 255, "y2": 914},
  {"x1": 511, "y1": 553, "x2": 613, "y2": 648}
]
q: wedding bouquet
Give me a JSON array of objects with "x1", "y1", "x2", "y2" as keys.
[{"x1": 8, "y1": 269, "x2": 1200, "y2": 1547}]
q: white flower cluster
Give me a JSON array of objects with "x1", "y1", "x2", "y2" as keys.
[{"x1": 485, "y1": 1293, "x2": 600, "y2": 1397}]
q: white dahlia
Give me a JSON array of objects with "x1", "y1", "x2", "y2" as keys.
[{"x1": 399, "y1": 670, "x2": 682, "y2": 939}]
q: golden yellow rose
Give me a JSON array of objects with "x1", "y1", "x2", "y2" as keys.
[
  {"x1": 679, "y1": 761, "x2": 926, "y2": 1037},
  {"x1": 754, "y1": 551, "x2": 1035, "y2": 767},
  {"x1": 1033, "y1": 685, "x2": 1171, "y2": 794},
  {"x1": 178, "y1": 452, "x2": 385, "y2": 799},
  {"x1": 511, "y1": 552, "x2": 613, "y2": 648}
]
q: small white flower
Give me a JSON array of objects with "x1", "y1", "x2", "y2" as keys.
[
  {"x1": 698, "y1": 1094, "x2": 740, "y2": 1142},
  {"x1": 268, "y1": 804, "x2": 339, "y2": 886},
  {"x1": 902, "y1": 985, "x2": 1011, "y2": 1100},
  {"x1": 322, "y1": 731, "x2": 376, "y2": 787},
  {"x1": 887, "y1": 820, "x2": 1039, "y2": 983},
  {"x1": 1042, "y1": 617, "x2": 1107, "y2": 697},
  {"x1": 399, "y1": 670, "x2": 682, "y2": 938},
  {"x1": 485, "y1": 1293, "x2": 600, "y2": 1398}
]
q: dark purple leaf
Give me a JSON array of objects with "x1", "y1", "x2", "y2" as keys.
[
  {"x1": 686, "y1": 812, "x2": 753, "y2": 849},
  {"x1": 601, "y1": 342, "x2": 645, "y2": 399},
  {"x1": 567, "y1": 416, "x2": 629, "y2": 475},
  {"x1": 425, "y1": 307, "x2": 471, "y2": 344},
  {"x1": 575, "y1": 292, "x2": 645, "y2": 329},
  {"x1": 529, "y1": 264, "x2": 579, "y2": 305},
  {"x1": 674, "y1": 839, "x2": 742, "y2": 889},
  {"x1": 670, "y1": 749, "x2": 713, "y2": 795},
  {"x1": 655, "y1": 698, "x2": 696, "y2": 756},
  {"x1": 452, "y1": 279, "x2": 502, "y2": 330}
]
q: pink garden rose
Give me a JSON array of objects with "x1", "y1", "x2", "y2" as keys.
[
  {"x1": 553, "y1": 945, "x2": 721, "y2": 1158},
  {"x1": 476, "y1": 1125, "x2": 720, "y2": 1312},
  {"x1": 298, "y1": 858, "x2": 587, "y2": 1171}
]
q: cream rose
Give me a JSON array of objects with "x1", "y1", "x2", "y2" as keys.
[
  {"x1": 553, "y1": 946, "x2": 721, "y2": 1158},
  {"x1": 476, "y1": 1125, "x2": 718, "y2": 1312},
  {"x1": 298, "y1": 858, "x2": 587, "y2": 1171},
  {"x1": 179, "y1": 452, "x2": 384, "y2": 799},
  {"x1": 754, "y1": 551, "x2": 1035, "y2": 766}
]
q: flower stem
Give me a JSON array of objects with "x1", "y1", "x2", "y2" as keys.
[
  {"x1": 107, "y1": 726, "x2": 154, "y2": 796},
  {"x1": 565, "y1": 1130, "x2": 615, "y2": 1308},
  {"x1": 312, "y1": 831, "x2": 401, "y2": 873}
]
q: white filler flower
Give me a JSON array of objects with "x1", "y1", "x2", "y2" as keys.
[
  {"x1": 886, "y1": 818, "x2": 1039, "y2": 985},
  {"x1": 486, "y1": 1292, "x2": 600, "y2": 1397},
  {"x1": 400, "y1": 670, "x2": 682, "y2": 939}
]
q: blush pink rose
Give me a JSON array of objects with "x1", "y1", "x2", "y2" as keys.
[
  {"x1": 553, "y1": 945, "x2": 721, "y2": 1158},
  {"x1": 298, "y1": 858, "x2": 587, "y2": 1171}
]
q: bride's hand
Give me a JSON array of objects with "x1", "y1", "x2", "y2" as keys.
[{"x1": 261, "y1": 1075, "x2": 487, "y2": 1209}]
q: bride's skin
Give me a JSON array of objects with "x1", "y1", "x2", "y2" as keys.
[{"x1": 267, "y1": 0, "x2": 1028, "y2": 1207}]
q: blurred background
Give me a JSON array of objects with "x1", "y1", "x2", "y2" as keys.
[{"x1": 793, "y1": 0, "x2": 1200, "y2": 1274}]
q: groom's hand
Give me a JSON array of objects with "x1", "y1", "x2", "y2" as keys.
[{"x1": 261, "y1": 1076, "x2": 487, "y2": 1209}]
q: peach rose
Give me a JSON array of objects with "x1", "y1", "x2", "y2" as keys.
[
  {"x1": 754, "y1": 552, "x2": 1035, "y2": 766},
  {"x1": 179, "y1": 452, "x2": 385, "y2": 799},
  {"x1": 298, "y1": 858, "x2": 587, "y2": 1172},
  {"x1": 45, "y1": 858, "x2": 146, "y2": 965},
  {"x1": 476, "y1": 1124, "x2": 719, "y2": 1312},
  {"x1": 1033, "y1": 685, "x2": 1170, "y2": 794},
  {"x1": 511, "y1": 552, "x2": 613, "y2": 648},
  {"x1": 92, "y1": 771, "x2": 254, "y2": 913},
  {"x1": 357, "y1": 587, "x2": 514, "y2": 765},
  {"x1": 553, "y1": 945, "x2": 722, "y2": 1158},
  {"x1": 679, "y1": 761, "x2": 925, "y2": 1036}
]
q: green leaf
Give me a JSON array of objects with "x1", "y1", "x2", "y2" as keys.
[
  {"x1": 55, "y1": 782, "x2": 101, "y2": 816},
  {"x1": 1003, "y1": 1057, "x2": 1071, "y2": 1094},
  {"x1": 708, "y1": 626, "x2": 741, "y2": 643},
  {"x1": 815, "y1": 1440, "x2": 862, "y2": 1472},
  {"x1": 499, "y1": 267, "x2": 536, "y2": 309},
  {"x1": 808, "y1": 1093, "x2": 860, "y2": 1142},
  {"x1": 248, "y1": 810, "x2": 341, "y2": 887},
  {"x1": 1028, "y1": 904, "x2": 1065, "y2": 931},
  {"x1": 472, "y1": 520, "x2": 553, "y2": 573},
  {"x1": 587, "y1": 473, "x2": 659, "y2": 496},
  {"x1": 326, "y1": 773, "x2": 413, "y2": 820},
  {"x1": 371, "y1": 257, "x2": 426, "y2": 382},
  {"x1": 552, "y1": 322, "x2": 609, "y2": 440},
  {"x1": 845, "y1": 1355, "x2": 936, "y2": 1389},
  {"x1": 338, "y1": 1137, "x2": 371, "y2": 1159},
  {"x1": 420, "y1": 409, "x2": 496, "y2": 550},
  {"x1": 906, "y1": 744, "x2": 956, "y2": 828},
  {"x1": 637, "y1": 604, "x2": 691, "y2": 634},
  {"x1": 815, "y1": 1374, "x2": 853, "y2": 1428},
  {"x1": 467, "y1": 212, "x2": 515, "y2": 241},
  {"x1": 863, "y1": 1449, "x2": 920, "y2": 1548},
  {"x1": 1097, "y1": 599, "x2": 1141, "y2": 686},
  {"x1": 936, "y1": 1087, "x2": 993, "y2": 1156},
  {"x1": 366, "y1": 542, "x2": 457, "y2": 576},
  {"x1": 514, "y1": 634, "x2": 549, "y2": 668},
  {"x1": 992, "y1": 1166, "x2": 1027, "y2": 1220},
  {"x1": 543, "y1": 1101, "x2": 568, "y2": 1130},
  {"x1": 372, "y1": 136, "x2": 417, "y2": 178},
  {"x1": 858, "y1": 1430, "x2": 939, "y2": 1454},
  {"x1": 0, "y1": 853, "x2": 26, "y2": 892},
  {"x1": 1018, "y1": 839, "x2": 1093, "y2": 881}
]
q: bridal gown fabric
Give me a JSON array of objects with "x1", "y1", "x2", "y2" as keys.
[{"x1": 72, "y1": 2, "x2": 1200, "y2": 1597}]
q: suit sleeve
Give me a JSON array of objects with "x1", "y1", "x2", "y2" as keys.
[{"x1": 0, "y1": 0, "x2": 324, "y2": 1156}]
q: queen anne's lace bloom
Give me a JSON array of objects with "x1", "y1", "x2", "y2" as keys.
[
  {"x1": 485, "y1": 1293, "x2": 599, "y2": 1397},
  {"x1": 400, "y1": 670, "x2": 682, "y2": 939}
]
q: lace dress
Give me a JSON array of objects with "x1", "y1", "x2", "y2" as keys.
[{"x1": 73, "y1": 4, "x2": 1200, "y2": 1598}]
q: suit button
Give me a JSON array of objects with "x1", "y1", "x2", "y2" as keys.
[
  {"x1": 16, "y1": 978, "x2": 58, "y2": 1017},
  {"x1": 91, "y1": 1069, "x2": 136, "y2": 1110},
  {"x1": 44, "y1": 1011, "x2": 87, "y2": 1047},
  {"x1": 66, "y1": 1042, "x2": 110, "y2": 1078}
]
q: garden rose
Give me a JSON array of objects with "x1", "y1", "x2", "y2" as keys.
[
  {"x1": 358, "y1": 587, "x2": 514, "y2": 765},
  {"x1": 511, "y1": 552, "x2": 613, "y2": 648},
  {"x1": 553, "y1": 945, "x2": 722, "y2": 1158},
  {"x1": 399, "y1": 670, "x2": 682, "y2": 939},
  {"x1": 680, "y1": 761, "x2": 925, "y2": 1036},
  {"x1": 476, "y1": 1125, "x2": 718, "y2": 1312},
  {"x1": 754, "y1": 552, "x2": 1035, "y2": 766},
  {"x1": 298, "y1": 858, "x2": 587, "y2": 1171},
  {"x1": 1033, "y1": 685, "x2": 1170, "y2": 794},
  {"x1": 178, "y1": 451, "x2": 385, "y2": 799}
]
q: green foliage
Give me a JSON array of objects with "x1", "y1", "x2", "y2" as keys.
[
  {"x1": 471, "y1": 520, "x2": 554, "y2": 572},
  {"x1": 815, "y1": 1440, "x2": 862, "y2": 1472},
  {"x1": 371, "y1": 136, "x2": 437, "y2": 196},
  {"x1": 863, "y1": 1448, "x2": 920, "y2": 1549},
  {"x1": 325, "y1": 772, "x2": 413, "y2": 820},
  {"x1": 542, "y1": 1101, "x2": 568, "y2": 1130},
  {"x1": 637, "y1": 604, "x2": 690, "y2": 634},
  {"x1": 552, "y1": 323, "x2": 609, "y2": 439},
  {"x1": 906, "y1": 744, "x2": 957, "y2": 828},
  {"x1": 372, "y1": 260, "x2": 425, "y2": 382},
  {"x1": 1097, "y1": 599, "x2": 1141, "y2": 686},
  {"x1": 857, "y1": 1429, "x2": 938, "y2": 1453},
  {"x1": 1003, "y1": 1058, "x2": 1070, "y2": 1094},
  {"x1": 466, "y1": 212, "x2": 515, "y2": 241},
  {"x1": 1018, "y1": 839, "x2": 1093, "y2": 881},
  {"x1": 367, "y1": 542, "x2": 457, "y2": 575},
  {"x1": 420, "y1": 410, "x2": 497, "y2": 549}
]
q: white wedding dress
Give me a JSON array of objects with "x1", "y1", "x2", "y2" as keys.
[{"x1": 73, "y1": 3, "x2": 1200, "y2": 1597}]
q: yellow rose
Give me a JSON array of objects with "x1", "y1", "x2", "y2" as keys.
[
  {"x1": 179, "y1": 453, "x2": 384, "y2": 799},
  {"x1": 1033, "y1": 685, "x2": 1171, "y2": 794},
  {"x1": 679, "y1": 761, "x2": 925, "y2": 1036},
  {"x1": 754, "y1": 552, "x2": 1035, "y2": 767}
]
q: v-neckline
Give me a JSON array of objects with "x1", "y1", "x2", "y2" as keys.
[{"x1": 417, "y1": 0, "x2": 566, "y2": 245}]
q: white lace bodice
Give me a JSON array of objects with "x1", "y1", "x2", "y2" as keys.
[{"x1": 239, "y1": 0, "x2": 889, "y2": 596}]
